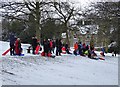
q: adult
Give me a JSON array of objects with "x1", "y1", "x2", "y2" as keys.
[
  {"x1": 114, "y1": 49, "x2": 117, "y2": 57},
  {"x1": 101, "y1": 47, "x2": 105, "y2": 57},
  {"x1": 112, "y1": 48, "x2": 117, "y2": 57},
  {"x1": 55, "y1": 39, "x2": 59, "y2": 56},
  {"x1": 74, "y1": 42, "x2": 78, "y2": 55},
  {"x1": 65, "y1": 43, "x2": 72, "y2": 54},
  {"x1": 49, "y1": 39, "x2": 53, "y2": 53},
  {"x1": 31, "y1": 36, "x2": 38, "y2": 54},
  {"x1": 9, "y1": 33, "x2": 16, "y2": 56},
  {"x1": 15, "y1": 38, "x2": 22, "y2": 55},
  {"x1": 52, "y1": 39, "x2": 55, "y2": 53},
  {"x1": 43, "y1": 39, "x2": 50, "y2": 56},
  {"x1": 56, "y1": 39, "x2": 62, "y2": 56},
  {"x1": 82, "y1": 43, "x2": 86, "y2": 53},
  {"x1": 78, "y1": 42, "x2": 82, "y2": 55}
]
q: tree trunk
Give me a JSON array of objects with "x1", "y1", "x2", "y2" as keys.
[
  {"x1": 66, "y1": 30, "x2": 70, "y2": 47},
  {"x1": 64, "y1": 23, "x2": 70, "y2": 47},
  {"x1": 35, "y1": 2, "x2": 41, "y2": 43},
  {"x1": 35, "y1": 23, "x2": 40, "y2": 42}
]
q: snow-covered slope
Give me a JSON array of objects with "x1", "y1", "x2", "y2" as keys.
[{"x1": 0, "y1": 41, "x2": 118, "y2": 85}]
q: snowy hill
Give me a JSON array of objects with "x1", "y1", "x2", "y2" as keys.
[{"x1": 0, "y1": 41, "x2": 118, "y2": 85}]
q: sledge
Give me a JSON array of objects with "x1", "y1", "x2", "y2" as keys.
[
  {"x1": 89, "y1": 57, "x2": 99, "y2": 60},
  {"x1": 19, "y1": 54, "x2": 24, "y2": 56},
  {"x1": 99, "y1": 57, "x2": 105, "y2": 60},
  {"x1": 89, "y1": 57, "x2": 105, "y2": 60},
  {"x1": 41, "y1": 52, "x2": 55, "y2": 58},
  {"x1": 48, "y1": 52, "x2": 56, "y2": 58},
  {"x1": 2, "y1": 48, "x2": 10, "y2": 56},
  {"x1": 35, "y1": 45, "x2": 41, "y2": 54},
  {"x1": 99, "y1": 53, "x2": 105, "y2": 60},
  {"x1": 62, "y1": 47, "x2": 66, "y2": 54},
  {"x1": 11, "y1": 54, "x2": 25, "y2": 56},
  {"x1": 51, "y1": 55, "x2": 56, "y2": 58},
  {"x1": 21, "y1": 54, "x2": 24, "y2": 56}
]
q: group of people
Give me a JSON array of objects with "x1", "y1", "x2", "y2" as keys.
[
  {"x1": 42, "y1": 38, "x2": 62, "y2": 56},
  {"x1": 73, "y1": 42, "x2": 100, "y2": 59},
  {"x1": 31, "y1": 36, "x2": 39, "y2": 54},
  {"x1": 31, "y1": 37, "x2": 71, "y2": 57},
  {"x1": 9, "y1": 34, "x2": 106, "y2": 58},
  {"x1": 31, "y1": 37, "x2": 62, "y2": 56},
  {"x1": 9, "y1": 34, "x2": 22, "y2": 56},
  {"x1": 42, "y1": 38, "x2": 73, "y2": 57}
]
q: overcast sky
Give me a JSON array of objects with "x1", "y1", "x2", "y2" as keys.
[
  {"x1": 67, "y1": 0, "x2": 119, "y2": 7},
  {"x1": 0, "y1": 0, "x2": 119, "y2": 7},
  {"x1": 0, "y1": 0, "x2": 119, "y2": 22}
]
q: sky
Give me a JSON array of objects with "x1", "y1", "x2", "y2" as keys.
[
  {"x1": 0, "y1": 0, "x2": 119, "y2": 10},
  {"x1": 67, "y1": 0, "x2": 119, "y2": 8},
  {"x1": 0, "y1": 0, "x2": 119, "y2": 8},
  {"x1": 0, "y1": 0, "x2": 97, "y2": 21},
  {"x1": 0, "y1": 0, "x2": 119, "y2": 21}
]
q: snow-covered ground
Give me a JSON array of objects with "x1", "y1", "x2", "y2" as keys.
[{"x1": 0, "y1": 41, "x2": 118, "y2": 85}]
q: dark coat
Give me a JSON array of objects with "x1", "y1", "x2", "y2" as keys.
[
  {"x1": 55, "y1": 39, "x2": 62, "y2": 55},
  {"x1": 43, "y1": 40, "x2": 50, "y2": 53},
  {"x1": 55, "y1": 39, "x2": 59, "y2": 48},
  {"x1": 58, "y1": 40, "x2": 62, "y2": 53},
  {"x1": 65, "y1": 44, "x2": 68, "y2": 50},
  {"x1": 32, "y1": 38, "x2": 38, "y2": 47},
  {"x1": 52, "y1": 41, "x2": 55, "y2": 48},
  {"x1": 10, "y1": 34, "x2": 16, "y2": 46}
]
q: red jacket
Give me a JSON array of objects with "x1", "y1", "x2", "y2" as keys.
[
  {"x1": 74, "y1": 43, "x2": 78, "y2": 50},
  {"x1": 50, "y1": 41, "x2": 53, "y2": 48},
  {"x1": 15, "y1": 39, "x2": 21, "y2": 55}
]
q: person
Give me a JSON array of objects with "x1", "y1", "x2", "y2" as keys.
[
  {"x1": 58, "y1": 39, "x2": 62, "y2": 56},
  {"x1": 78, "y1": 42, "x2": 82, "y2": 55},
  {"x1": 43, "y1": 39, "x2": 50, "y2": 56},
  {"x1": 114, "y1": 49, "x2": 117, "y2": 57},
  {"x1": 55, "y1": 39, "x2": 59, "y2": 56},
  {"x1": 74, "y1": 42, "x2": 78, "y2": 55},
  {"x1": 56, "y1": 39, "x2": 62, "y2": 56},
  {"x1": 31, "y1": 36, "x2": 38, "y2": 54},
  {"x1": 82, "y1": 43, "x2": 86, "y2": 53},
  {"x1": 85, "y1": 45, "x2": 89, "y2": 51},
  {"x1": 84, "y1": 50, "x2": 89, "y2": 56},
  {"x1": 65, "y1": 43, "x2": 72, "y2": 54},
  {"x1": 91, "y1": 50, "x2": 97, "y2": 59},
  {"x1": 27, "y1": 46, "x2": 32, "y2": 53},
  {"x1": 90, "y1": 45, "x2": 94, "y2": 51},
  {"x1": 52, "y1": 39, "x2": 55, "y2": 53},
  {"x1": 49, "y1": 39, "x2": 53, "y2": 53},
  {"x1": 9, "y1": 33, "x2": 16, "y2": 56},
  {"x1": 15, "y1": 38, "x2": 22, "y2": 55},
  {"x1": 101, "y1": 47, "x2": 105, "y2": 57},
  {"x1": 88, "y1": 50, "x2": 91, "y2": 58},
  {"x1": 112, "y1": 51, "x2": 114, "y2": 56}
]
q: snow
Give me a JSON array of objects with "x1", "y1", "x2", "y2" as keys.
[{"x1": 0, "y1": 41, "x2": 118, "y2": 85}]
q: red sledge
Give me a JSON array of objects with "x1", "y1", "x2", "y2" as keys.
[
  {"x1": 35, "y1": 45, "x2": 41, "y2": 54},
  {"x1": 2, "y1": 48, "x2": 10, "y2": 56},
  {"x1": 41, "y1": 52, "x2": 55, "y2": 58},
  {"x1": 41, "y1": 52, "x2": 51, "y2": 57},
  {"x1": 99, "y1": 57, "x2": 105, "y2": 60}
]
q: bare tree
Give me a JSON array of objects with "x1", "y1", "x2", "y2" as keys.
[
  {"x1": 1, "y1": 0, "x2": 47, "y2": 42},
  {"x1": 1, "y1": 0, "x2": 82, "y2": 45},
  {"x1": 48, "y1": 1, "x2": 81, "y2": 47},
  {"x1": 83, "y1": 1, "x2": 119, "y2": 51}
]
